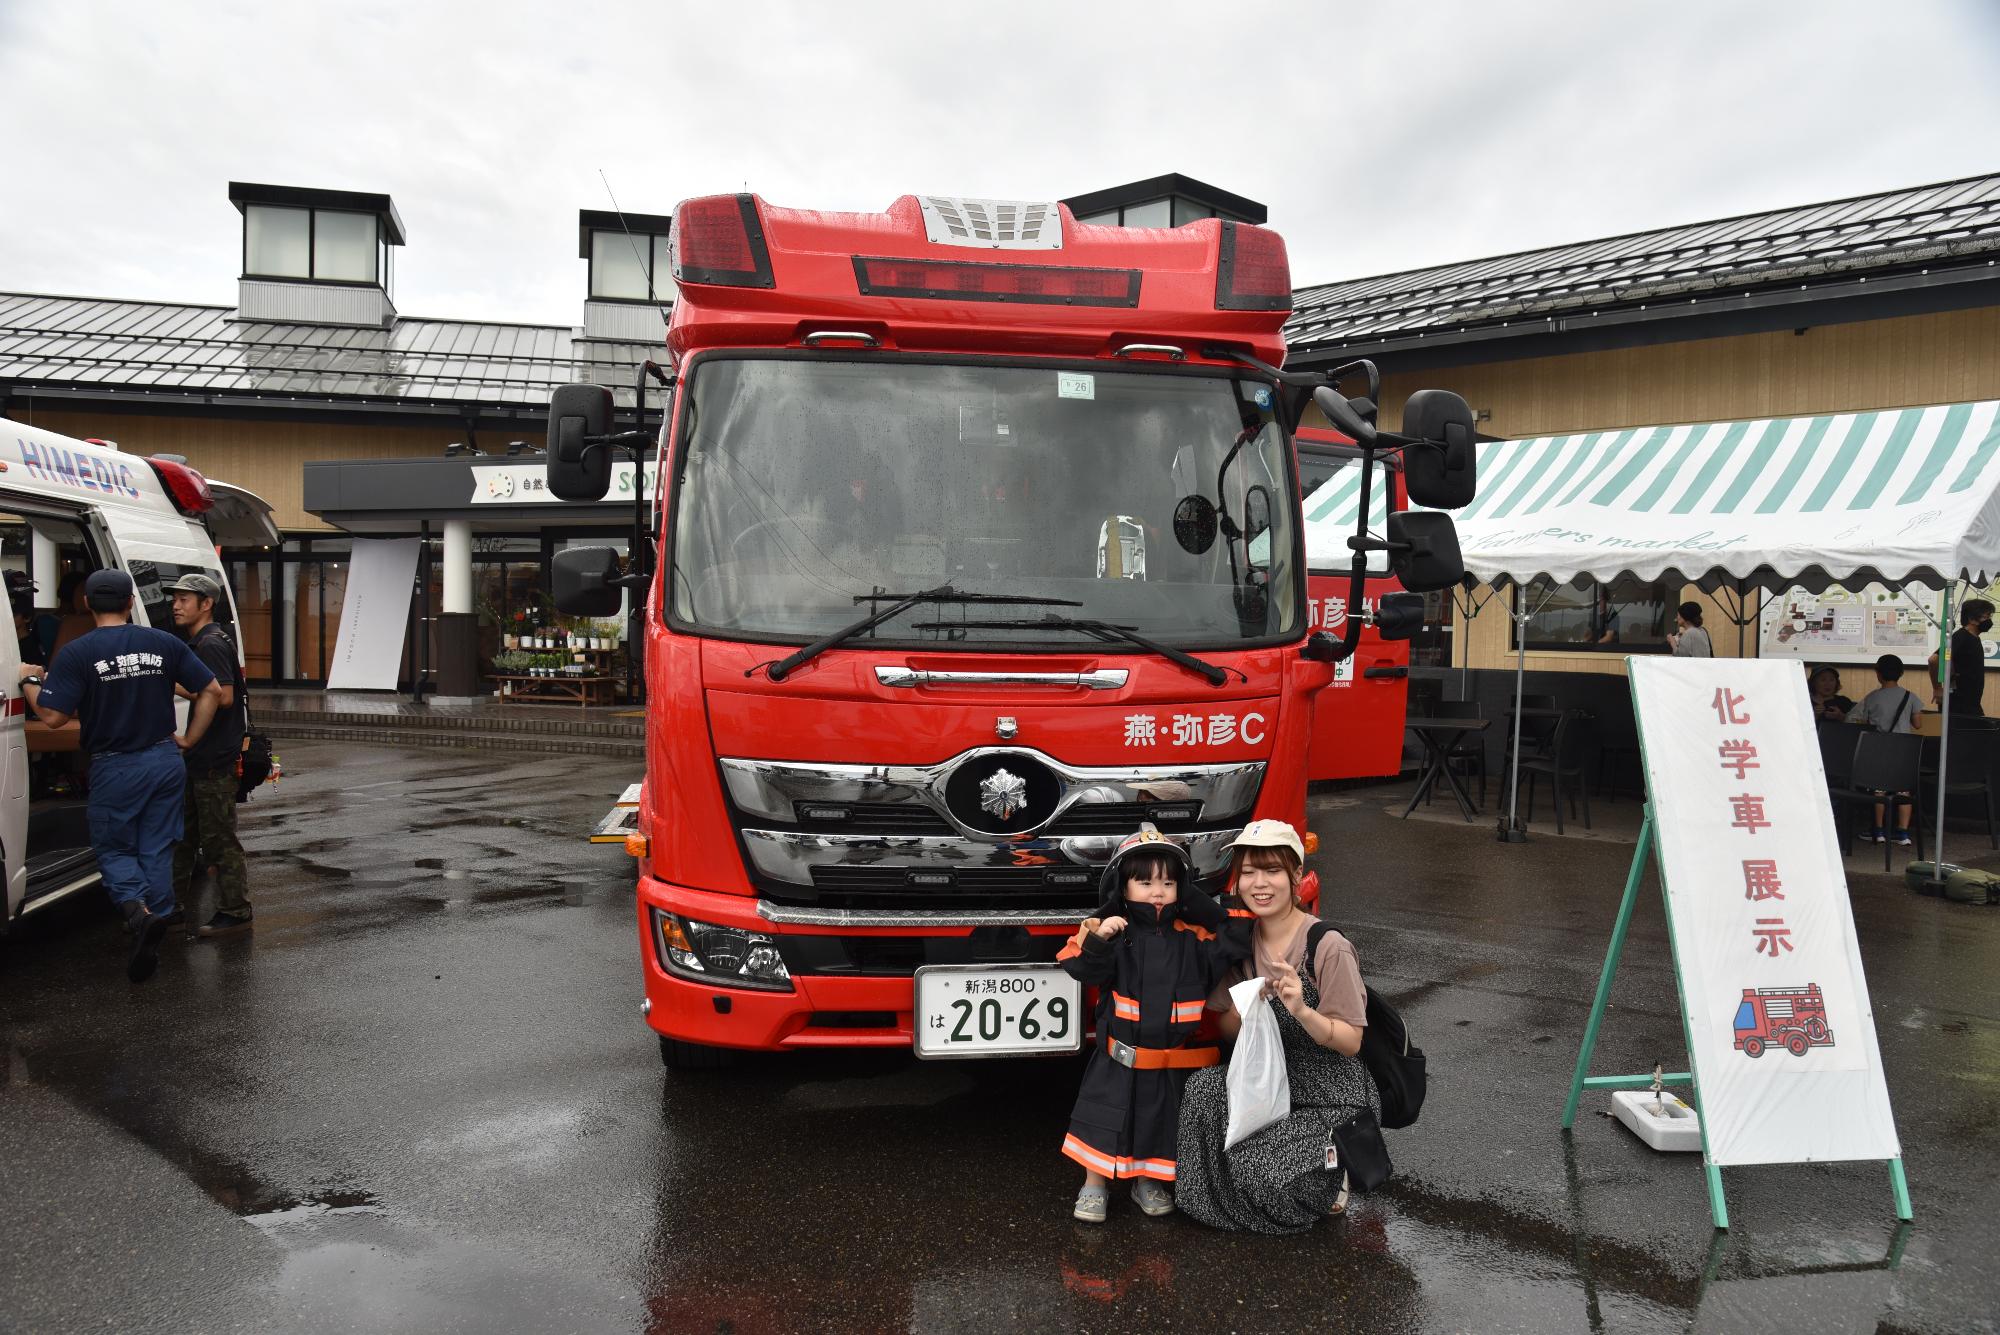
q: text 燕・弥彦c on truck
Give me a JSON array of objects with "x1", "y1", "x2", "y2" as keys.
[{"x1": 544, "y1": 193, "x2": 1477, "y2": 1067}]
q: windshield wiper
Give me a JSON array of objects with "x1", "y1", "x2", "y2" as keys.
[
  {"x1": 762, "y1": 586, "x2": 1082, "y2": 681},
  {"x1": 919, "y1": 614, "x2": 1230, "y2": 688}
]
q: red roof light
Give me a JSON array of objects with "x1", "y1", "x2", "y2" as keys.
[
  {"x1": 1216, "y1": 222, "x2": 1292, "y2": 312},
  {"x1": 672, "y1": 194, "x2": 774, "y2": 288},
  {"x1": 146, "y1": 457, "x2": 214, "y2": 515},
  {"x1": 853, "y1": 256, "x2": 1141, "y2": 308}
]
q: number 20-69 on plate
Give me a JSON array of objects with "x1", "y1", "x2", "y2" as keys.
[{"x1": 913, "y1": 965, "x2": 1082, "y2": 1059}]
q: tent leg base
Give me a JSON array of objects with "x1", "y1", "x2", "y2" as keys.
[{"x1": 1498, "y1": 819, "x2": 1529, "y2": 844}]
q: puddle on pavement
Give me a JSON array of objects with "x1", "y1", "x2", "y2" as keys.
[{"x1": 242, "y1": 1188, "x2": 385, "y2": 1230}]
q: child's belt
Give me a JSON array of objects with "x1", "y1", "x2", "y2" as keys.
[{"x1": 1106, "y1": 1038, "x2": 1220, "y2": 1070}]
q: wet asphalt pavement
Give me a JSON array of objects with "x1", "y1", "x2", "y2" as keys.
[{"x1": 1, "y1": 742, "x2": 1996, "y2": 1334}]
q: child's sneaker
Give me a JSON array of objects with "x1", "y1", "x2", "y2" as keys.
[
  {"x1": 1892, "y1": 828, "x2": 1914, "y2": 847},
  {"x1": 1131, "y1": 1179, "x2": 1175, "y2": 1216},
  {"x1": 1864, "y1": 827, "x2": 1886, "y2": 845},
  {"x1": 1072, "y1": 1184, "x2": 1108, "y2": 1224}
]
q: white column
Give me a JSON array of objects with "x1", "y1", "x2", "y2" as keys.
[
  {"x1": 442, "y1": 520, "x2": 472, "y2": 615},
  {"x1": 30, "y1": 529, "x2": 58, "y2": 609}
]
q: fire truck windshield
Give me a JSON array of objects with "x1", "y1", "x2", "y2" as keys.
[{"x1": 667, "y1": 357, "x2": 1302, "y2": 650}]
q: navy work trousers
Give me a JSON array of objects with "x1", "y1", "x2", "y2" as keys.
[{"x1": 88, "y1": 740, "x2": 186, "y2": 917}]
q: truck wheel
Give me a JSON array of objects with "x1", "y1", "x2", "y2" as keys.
[
  {"x1": 658, "y1": 1035, "x2": 732, "y2": 1070},
  {"x1": 1784, "y1": 1031, "x2": 1810, "y2": 1056},
  {"x1": 1804, "y1": 1017, "x2": 1828, "y2": 1042},
  {"x1": 1741, "y1": 1036, "x2": 1764, "y2": 1058}
]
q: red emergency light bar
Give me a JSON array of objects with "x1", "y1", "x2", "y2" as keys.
[
  {"x1": 1215, "y1": 221, "x2": 1292, "y2": 312},
  {"x1": 145, "y1": 456, "x2": 214, "y2": 515},
  {"x1": 672, "y1": 194, "x2": 775, "y2": 289},
  {"x1": 852, "y1": 256, "x2": 1141, "y2": 308}
]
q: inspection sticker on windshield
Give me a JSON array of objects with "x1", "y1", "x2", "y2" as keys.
[{"x1": 1057, "y1": 372, "x2": 1095, "y2": 400}]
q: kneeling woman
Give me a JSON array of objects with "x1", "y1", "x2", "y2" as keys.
[{"x1": 1175, "y1": 820, "x2": 1378, "y2": 1234}]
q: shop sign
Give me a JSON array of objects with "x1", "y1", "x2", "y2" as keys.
[{"x1": 468, "y1": 461, "x2": 641, "y2": 505}]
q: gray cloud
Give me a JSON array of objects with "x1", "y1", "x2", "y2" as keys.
[{"x1": 3, "y1": 0, "x2": 1996, "y2": 326}]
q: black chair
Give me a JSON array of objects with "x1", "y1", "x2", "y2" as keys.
[
  {"x1": 1829, "y1": 731, "x2": 1925, "y2": 870},
  {"x1": 1816, "y1": 719, "x2": 1866, "y2": 788},
  {"x1": 1923, "y1": 727, "x2": 1999, "y2": 851},
  {"x1": 1504, "y1": 693, "x2": 1562, "y2": 768},
  {"x1": 1513, "y1": 710, "x2": 1597, "y2": 835},
  {"x1": 1424, "y1": 700, "x2": 1488, "y2": 810}
]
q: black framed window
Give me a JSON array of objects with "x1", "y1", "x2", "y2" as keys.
[
  {"x1": 243, "y1": 205, "x2": 381, "y2": 284},
  {"x1": 1515, "y1": 576, "x2": 1674, "y2": 652},
  {"x1": 590, "y1": 230, "x2": 672, "y2": 302}
]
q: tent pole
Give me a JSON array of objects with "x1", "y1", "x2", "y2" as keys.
[
  {"x1": 1500, "y1": 581, "x2": 1556, "y2": 844},
  {"x1": 1933, "y1": 583, "x2": 1955, "y2": 886}
]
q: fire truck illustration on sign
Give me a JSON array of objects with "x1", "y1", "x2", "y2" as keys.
[{"x1": 1732, "y1": 984, "x2": 1834, "y2": 1058}]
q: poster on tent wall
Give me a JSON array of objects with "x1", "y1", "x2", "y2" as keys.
[
  {"x1": 1758, "y1": 580, "x2": 2000, "y2": 666},
  {"x1": 1629, "y1": 657, "x2": 1900, "y2": 1167},
  {"x1": 325, "y1": 538, "x2": 419, "y2": 691}
]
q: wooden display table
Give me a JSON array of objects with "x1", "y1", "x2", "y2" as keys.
[{"x1": 492, "y1": 675, "x2": 618, "y2": 707}]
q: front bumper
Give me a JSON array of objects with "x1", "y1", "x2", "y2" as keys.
[{"x1": 637, "y1": 876, "x2": 1080, "y2": 1051}]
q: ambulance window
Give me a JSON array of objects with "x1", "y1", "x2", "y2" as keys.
[{"x1": 128, "y1": 561, "x2": 234, "y2": 635}]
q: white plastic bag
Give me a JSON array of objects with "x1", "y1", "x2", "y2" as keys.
[{"x1": 1224, "y1": 975, "x2": 1291, "y2": 1149}]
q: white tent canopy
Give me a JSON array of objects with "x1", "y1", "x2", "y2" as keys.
[
  {"x1": 1451, "y1": 400, "x2": 2000, "y2": 592},
  {"x1": 1300, "y1": 400, "x2": 2000, "y2": 593}
]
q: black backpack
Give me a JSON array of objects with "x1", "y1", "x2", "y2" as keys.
[{"x1": 1305, "y1": 921, "x2": 1428, "y2": 1130}]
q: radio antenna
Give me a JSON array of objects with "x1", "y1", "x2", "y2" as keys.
[{"x1": 598, "y1": 169, "x2": 671, "y2": 332}]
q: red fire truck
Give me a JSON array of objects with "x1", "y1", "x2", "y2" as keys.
[
  {"x1": 1732, "y1": 984, "x2": 1834, "y2": 1058},
  {"x1": 546, "y1": 193, "x2": 1474, "y2": 1066}
]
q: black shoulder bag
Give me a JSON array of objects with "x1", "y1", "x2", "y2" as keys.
[
  {"x1": 197, "y1": 623, "x2": 271, "y2": 802},
  {"x1": 1305, "y1": 921, "x2": 1429, "y2": 1130}
]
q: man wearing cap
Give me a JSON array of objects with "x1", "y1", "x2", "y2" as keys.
[
  {"x1": 168, "y1": 573, "x2": 253, "y2": 937},
  {"x1": 166, "y1": 575, "x2": 254, "y2": 939},
  {"x1": 18, "y1": 569, "x2": 224, "y2": 983}
]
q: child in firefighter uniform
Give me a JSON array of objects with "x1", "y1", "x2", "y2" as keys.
[{"x1": 1059, "y1": 826, "x2": 1247, "y2": 1223}]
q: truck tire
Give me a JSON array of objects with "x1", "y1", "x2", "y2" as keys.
[
  {"x1": 1784, "y1": 1031, "x2": 1810, "y2": 1056},
  {"x1": 1741, "y1": 1036, "x2": 1764, "y2": 1058},
  {"x1": 658, "y1": 1035, "x2": 732, "y2": 1070}
]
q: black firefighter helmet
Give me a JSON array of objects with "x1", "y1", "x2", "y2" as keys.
[{"x1": 1093, "y1": 823, "x2": 1226, "y2": 931}]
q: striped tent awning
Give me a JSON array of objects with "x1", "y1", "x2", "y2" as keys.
[
  {"x1": 1435, "y1": 401, "x2": 2000, "y2": 591},
  {"x1": 1301, "y1": 462, "x2": 1390, "y2": 567}
]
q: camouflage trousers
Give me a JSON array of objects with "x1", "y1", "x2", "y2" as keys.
[{"x1": 172, "y1": 772, "x2": 251, "y2": 918}]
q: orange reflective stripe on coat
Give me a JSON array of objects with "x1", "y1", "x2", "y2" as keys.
[
  {"x1": 1111, "y1": 992, "x2": 1141, "y2": 1021},
  {"x1": 1171, "y1": 999, "x2": 1205, "y2": 1024},
  {"x1": 1062, "y1": 1133, "x2": 1177, "y2": 1181}
]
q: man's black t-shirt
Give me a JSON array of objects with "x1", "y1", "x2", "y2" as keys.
[
  {"x1": 185, "y1": 624, "x2": 246, "y2": 774},
  {"x1": 40, "y1": 624, "x2": 215, "y2": 755},
  {"x1": 1951, "y1": 626, "x2": 1987, "y2": 714}
]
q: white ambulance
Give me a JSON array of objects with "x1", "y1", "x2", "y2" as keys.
[{"x1": 0, "y1": 421, "x2": 277, "y2": 938}]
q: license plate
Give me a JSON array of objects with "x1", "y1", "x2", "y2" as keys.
[{"x1": 913, "y1": 965, "x2": 1083, "y2": 1059}]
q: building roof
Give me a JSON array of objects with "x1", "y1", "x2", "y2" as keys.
[
  {"x1": 1061, "y1": 173, "x2": 1267, "y2": 224},
  {"x1": 0, "y1": 292, "x2": 663, "y2": 417},
  {"x1": 1286, "y1": 171, "x2": 2000, "y2": 359}
]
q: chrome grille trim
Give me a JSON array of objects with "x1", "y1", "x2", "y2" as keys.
[
  {"x1": 741, "y1": 827, "x2": 1245, "y2": 886},
  {"x1": 720, "y1": 749, "x2": 1263, "y2": 842},
  {"x1": 758, "y1": 902, "x2": 1089, "y2": 928}
]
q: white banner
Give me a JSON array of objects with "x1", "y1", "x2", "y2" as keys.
[
  {"x1": 326, "y1": 537, "x2": 419, "y2": 691},
  {"x1": 1630, "y1": 657, "x2": 1900, "y2": 1167},
  {"x1": 469, "y1": 461, "x2": 639, "y2": 505}
]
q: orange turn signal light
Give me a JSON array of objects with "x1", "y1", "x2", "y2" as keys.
[
  {"x1": 1303, "y1": 831, "x2": 1320, "y2": 855},
  {"x1": 625, "y1": 833, "x2": 650, "y2": 859}
]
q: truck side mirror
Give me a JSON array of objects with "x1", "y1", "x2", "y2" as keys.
[
  {"x1": 1312, "y1": 386, "x2": 1377, "y2": 446},
  {"x1": 1401, "y1": 389, "x2": 1476, "y2": 510},
  {"x1": 1387, "y1": 510, "x2": 1465, "y2": 592},
  {"x1": 547, "y1": 383, "x2": 615, "y2": 501},
  {"x1": 1373, "y1": 591, "x2": 1426, "y2": 641},
  {"x1": 552, "y1": 545, "x2": 623, "y2": 616}
]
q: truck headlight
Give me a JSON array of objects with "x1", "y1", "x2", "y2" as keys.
[{"x1": 652, "y1": 910, "x2": 793, "y2": 991}]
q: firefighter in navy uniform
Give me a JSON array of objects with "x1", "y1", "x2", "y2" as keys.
[
  {"x1": 19, "y1": 569, "x2": 224, "y2": 983},
  {"x1": 1057, "y1": 826, "x2": 1248, "y2": 1223}
]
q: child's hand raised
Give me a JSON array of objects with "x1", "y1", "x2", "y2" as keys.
[
  {"x1": 1266, "y1": 959, "x2": 1307, "y2": 1017},
  {"x1": 1094, "y1": 915, "x2": 1128, "y2": 939}
]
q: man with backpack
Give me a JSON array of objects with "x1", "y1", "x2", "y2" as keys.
[{"x1": 168, "y1": 573, "x2": 253, "y2": 937}]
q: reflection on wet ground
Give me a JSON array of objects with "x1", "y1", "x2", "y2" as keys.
[{"x1": 0, "y1": 743, "x2": 1994, "y2": 1333}]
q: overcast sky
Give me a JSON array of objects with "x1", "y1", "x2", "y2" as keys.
[{"x1": 3, "y1": 0, "x2": 1997, "y2": 326}]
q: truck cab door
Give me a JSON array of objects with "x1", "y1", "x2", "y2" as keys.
[{"x1": 1297, "y1": 432, "x2": 1412, "y2": 782}]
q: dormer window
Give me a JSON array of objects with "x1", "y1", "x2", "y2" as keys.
[
  {"x1": 1063, "y1": 174, "x2": 1267, "y2": 231},
  {"x1": 243, "y1": 205, "x2": 388, "y2": 285},
  {"x1": 580, "y1": 209, "x2": 676, "y2": 306}
]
